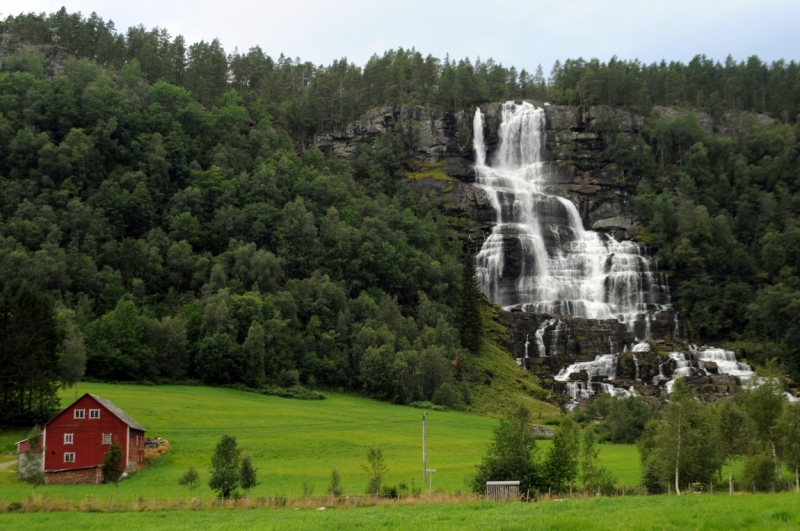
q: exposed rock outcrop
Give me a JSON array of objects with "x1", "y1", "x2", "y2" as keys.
[
  {"x1": 0, "y1": 34, "x2": 69, "y2": 80},
  {"x1": 313, "y1": 105, "x2": 468, "y2": 162}
]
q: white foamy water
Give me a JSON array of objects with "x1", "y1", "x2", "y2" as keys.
[{"x1": 472, "y1": 102, "x2": 670, "y2": 340}]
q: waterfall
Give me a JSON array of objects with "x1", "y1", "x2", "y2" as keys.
[
  {"x1": 524, "y1": 333, "x2": 530, "y2": 359},
  {"x1": 534, "y1": 320, "x2": 551, "y2": 357},
  {"x1": 555, "y1": 354, "x2": 617, "y2": 382},
  {"x1": 665, "y1": 352, "x2": 694, "y2": 394},
  {"x1": 473, "y1": 109, "x2": 486, "y2": 168},
  {"x1": 697, "y1": 347, "x2": 753, "y2": 378},
  {"x1": 473, "y1": 102, "x2": 670, "y2": 339}
]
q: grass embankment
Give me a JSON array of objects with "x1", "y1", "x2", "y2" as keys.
[
  {"x1": 3, "y1": 493, "x2": 800, "y2": 530},
  {"x1": 0, "y1": 383, "x2": 638, "y2": 502},
  {"x1": 468, "y1": 304, "x2": 555, "y2": 417}
]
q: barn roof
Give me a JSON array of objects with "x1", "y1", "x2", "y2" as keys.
[{"x1": 89, "y1": 394, "x2": 146, "y2": 432}]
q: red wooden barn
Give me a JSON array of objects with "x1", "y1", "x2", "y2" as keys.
[{"x1": 16, "y1": 393, "x2": 147, "y2": 484}]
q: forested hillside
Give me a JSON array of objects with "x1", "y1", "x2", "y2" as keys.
[{"x1": 1, "y1": 8, "x2": 799, "y2": 422}]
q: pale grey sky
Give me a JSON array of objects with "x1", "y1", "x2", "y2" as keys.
[{"x1": 1, "y1": 1, "x2": 797, "y2": 72}]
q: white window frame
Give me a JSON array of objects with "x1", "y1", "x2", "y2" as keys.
[
  {"x1": 89, "y1": 409, "x2": 100, "y2": 419},
  {"x1": 73, "y1": 409, "x2": 85, "y2": 419},
  {"x1": 64, "y1": 452, "x2": 75, "y2": 463},
  {"x1": 102, "y1": 433, "x2": 112, "y2": 445},
  {"x1": 64, "y1": 433, "x2": 73, "y2": 445}
]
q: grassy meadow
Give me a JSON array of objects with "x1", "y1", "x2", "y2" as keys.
[
  {"x1": 2, "y1": 493, "x2": 800, "y2": 530},
  {"x1": 0, "y1": 382, "x2": 639, "y2": 502}
]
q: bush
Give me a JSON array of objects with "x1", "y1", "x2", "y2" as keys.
[
  {"x1": 742, "y1": 450, "x2": 777, "y2": 491},
  {"x1": 260, "y1": 385, "x2": 325, "y2": 400}
]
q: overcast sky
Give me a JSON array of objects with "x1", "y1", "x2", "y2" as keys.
[{"x1": 2, "y1": 1, "x2": 798, "y2": 72}]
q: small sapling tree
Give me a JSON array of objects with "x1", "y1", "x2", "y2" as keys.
[
  {"x1": 328, "y1": 467, "x2": 343, "y2": 497},
  {"x1": 101, "y1": 440, "x2": 125, "y2": 508},
  {"x1": 19, "y1": 425, "x2": 44, "y2": 496},
  {"x1": 239, "y1": 454, "x2": 259, "y2": 502},
  {"x1": 363, "y1": 445, "x2": 388, "y2": 495},
  {"x1": 209, "y1": 434, "x2": 240, "y2": 498},
  {"x1": 179, "y1": 466, "x2": 200, "y2": 497}
]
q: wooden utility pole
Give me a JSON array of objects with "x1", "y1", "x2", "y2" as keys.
[{"x1": 422, "y1": 412, "x2": 427, "y2": 482}]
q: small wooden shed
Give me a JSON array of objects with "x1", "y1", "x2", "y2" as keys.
[{"x1": 485, "y1": 480, "x2": 520, "y2": 501}]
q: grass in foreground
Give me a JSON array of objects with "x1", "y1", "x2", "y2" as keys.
[
  {"x1": 2, "y1": 493, "x2": 800, "y2": 530},
  {"x1": 0, "y1": 383, "x2": 637, "y2": 502}
]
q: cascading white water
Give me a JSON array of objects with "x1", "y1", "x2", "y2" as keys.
[
  {"x1": 473, "y1": 102, "x2": 670, "y2": 339},
  {"x1": 555, "y1": 354, "x2": 617, "y2": 382},
  {"x1": 665, "y1": 352, "x2": 694, "y2": 394},
  {"x1": 697, "y1": 347, "x2": 754, "y2": 378}
]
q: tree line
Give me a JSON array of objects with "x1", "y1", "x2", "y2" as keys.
[
  {"x1": 0, "y1": 34, "x2": 484, "y2": 422},
  {"x1": 474, "y1": 373, "x2": 800, "y2": 496},
  {"x1": 4, "y1": 8, "x2": 799, "y2": 141},
  {"x1": 600, "y1": 107, "x2": 800, "y2": 378}
]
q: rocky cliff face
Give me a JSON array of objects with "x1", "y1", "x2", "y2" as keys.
[
  {"x1": 313, "y1": 105, "x2": 468, "y2": 162},
  {"x1": 476, "y1": 102, "x2": 643, "y2": 234},
  {"x1": 320, "y1": 100, "x2": 773, "y2": 240},
  {"x1": 0, "y1": 34, "x2": 69, "y2": 80}
]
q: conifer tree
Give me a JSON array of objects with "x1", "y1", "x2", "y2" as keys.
[{"x1": 458, "y1": 252, "x2": 483, "y2": 353}]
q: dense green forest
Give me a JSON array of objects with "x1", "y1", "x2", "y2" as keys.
[
  {"x1": 1, "y1": 8, "x2": 799, "y2": 422},
  {"x1": 4, "y1": 8, "x2": 800, "y2": 137},
  {"x1": 612, "y1": 107, "x2": 800, "y2": 377}
]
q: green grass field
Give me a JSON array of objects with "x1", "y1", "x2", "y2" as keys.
[
  {"x1": 0, "y1": 383, "x2": 640, "y2": 502},
  {"x1": 2, "y1": 493, "x2": 799, "y2": 530}
]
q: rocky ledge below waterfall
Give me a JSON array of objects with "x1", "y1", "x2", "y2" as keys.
[{"x1": 492, "y1": 308, "x2": 770, "y2": 406}]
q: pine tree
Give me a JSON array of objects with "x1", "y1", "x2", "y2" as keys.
[{"x1": 458, "y1": 252, "x2": 483, "y2": 353}]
